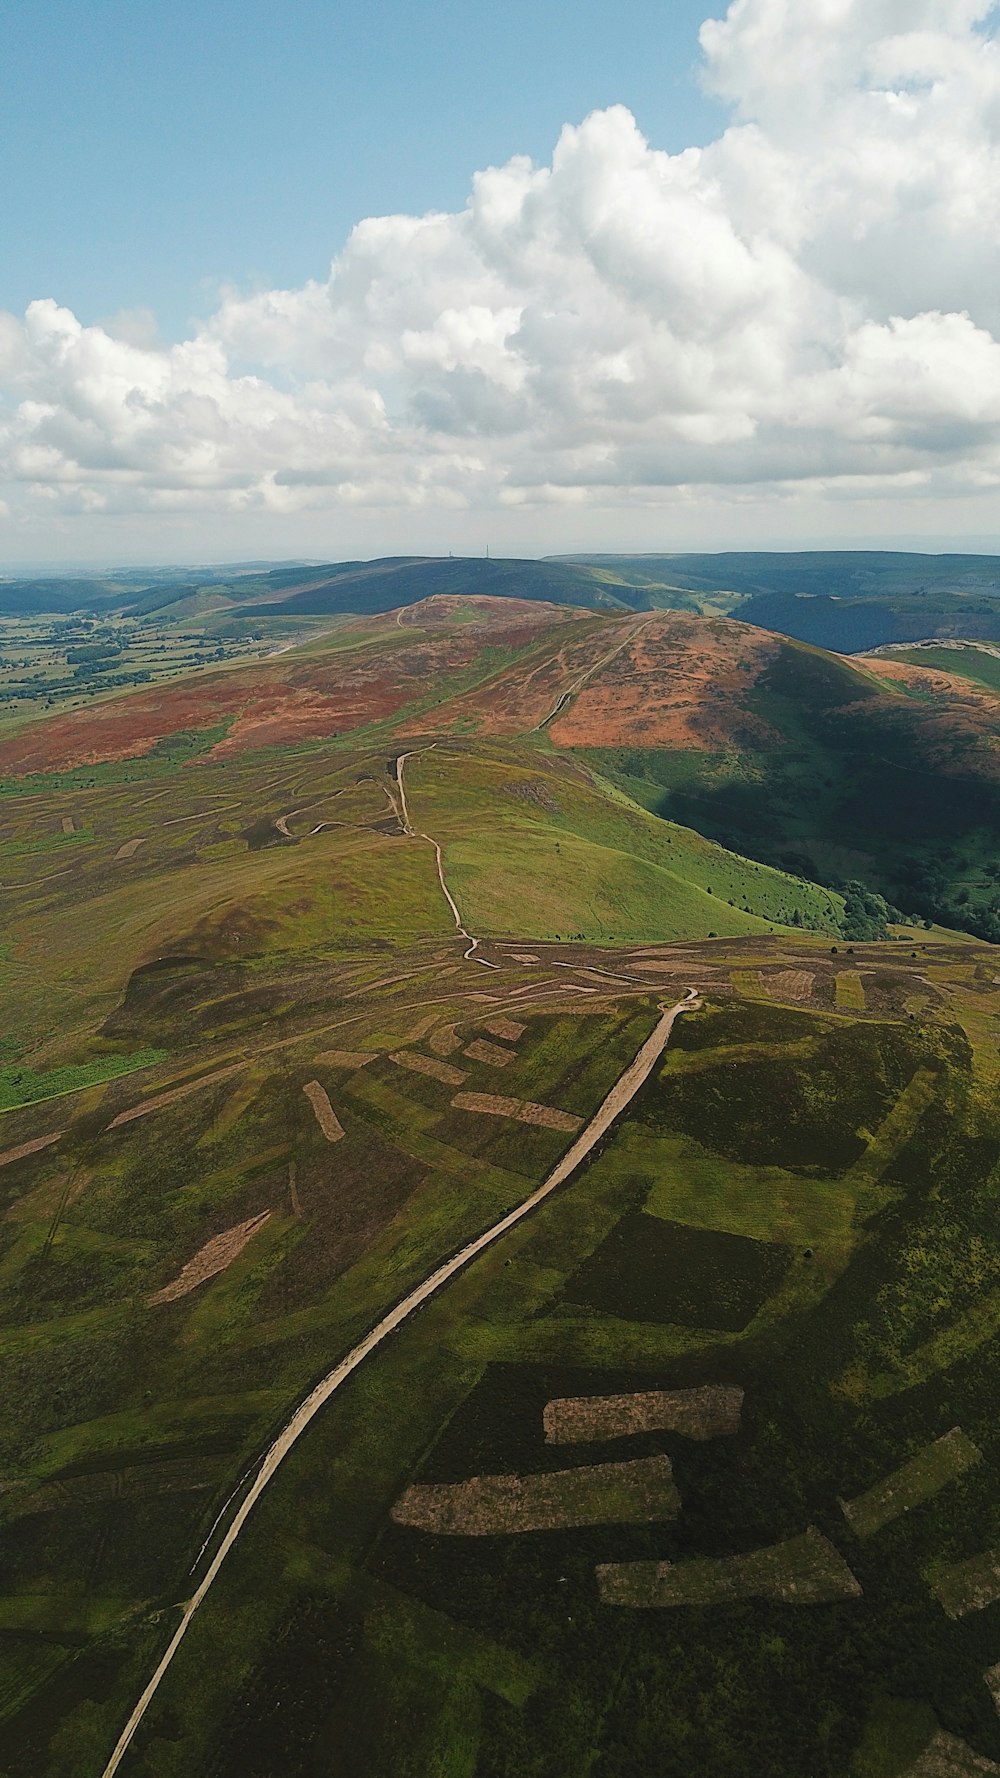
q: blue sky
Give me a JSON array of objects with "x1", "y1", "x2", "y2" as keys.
[
  {"x1": 2, "y1": 0, "x2": 723, "y2": 341},
  {"x1": 2, "y1": 0, "x2": 1000, "y2": 564}
]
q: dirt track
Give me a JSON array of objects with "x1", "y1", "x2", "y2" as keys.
[
  {"x1": 532, "y1": 615, "x2": 652, "y2": 731},
  {"x1": 394, "y1": 748, "x2": 499, "y2": 969},
  {"x1": 99, "y1": 988, "x2": 697, "y2": 1778}
]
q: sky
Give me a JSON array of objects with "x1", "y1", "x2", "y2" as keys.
[{"x1": 2, "y1": 0, "x2": 1000, "y2": 565}]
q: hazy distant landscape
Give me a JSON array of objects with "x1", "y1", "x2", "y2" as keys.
[{"x1": 7, "y1": 549, "x2": 1000, "y2": 654}]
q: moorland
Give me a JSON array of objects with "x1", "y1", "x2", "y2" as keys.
[{"x1": 0, "y1": 587, "x2": 999, "y2": 1777}]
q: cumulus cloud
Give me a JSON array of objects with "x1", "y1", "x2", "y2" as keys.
[{"x1": 2, "y1": 0, "x2": 1000, "y2": 545}]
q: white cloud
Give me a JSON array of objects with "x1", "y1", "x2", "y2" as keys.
[{"x1": 2, "y1": 0, "x2": 1000, "y2": 551}]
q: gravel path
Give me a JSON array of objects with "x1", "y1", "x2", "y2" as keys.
[{"x1": 99, "y1": 989, "x2": 696, "y2": 1777}]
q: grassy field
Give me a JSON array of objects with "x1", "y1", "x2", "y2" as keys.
[
  {"x1": 886, "y1": 646, "x2": 1000, "y2": 696},
  {"x1": 0, "y1": 726, "x2": 841, "y2": 1075}
]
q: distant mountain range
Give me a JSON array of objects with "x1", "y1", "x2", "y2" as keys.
[{"x1": 4, "y1": 549, "x2": 1000, "y2": 651}]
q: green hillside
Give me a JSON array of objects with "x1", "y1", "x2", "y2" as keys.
[
  {"x1": 878, "y1": 643, "x2": 1000, "y2": 694},
  {"x1": 0, "y1": 730, "x2": 841, "y2": 1075},
  {"x1": 0, "y1": 595, "x2": 999, "y2": 1778}
]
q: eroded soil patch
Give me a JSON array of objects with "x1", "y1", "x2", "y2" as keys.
[
  {"x1": 302, "y1": 1080, "x2": 346, "y2": 1143},
  {"x1": 148, "y1": 1211, "x2": 272, "y2": 1305},
  {"x1": 450, "y1": 1092, "x2": 581, "y2": 1132},
  {"x1": 544, "y1": 1385, "x2": 744, "y2": 1445},
  {"x1": 391, "y1": 1454, "x2": 678, "y2": 1535}
]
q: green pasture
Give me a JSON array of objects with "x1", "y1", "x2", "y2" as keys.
[{"x1": 888, "y1": 646, "x2": 1000, "y2": 696}]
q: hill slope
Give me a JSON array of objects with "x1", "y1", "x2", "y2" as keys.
[
  {"x1": 3, "y1": 592, "x2": 1000, "y2": 1778},
  {"x1": 2, "y1": 595, "x2": 998, "y2": 946}
]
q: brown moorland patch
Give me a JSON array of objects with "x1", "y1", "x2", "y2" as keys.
[
  {"x1": 391, "y1": 1454, "x2": 678, "y2": 1535},
  {"x1": 147, "y1": 1210, "x2": 272, "y2": 1305},
  {"x1": 547, "y1": 612, "x2": 783, "y2": 751},
  {"x1": 427, "y1": 1026, "x2": 463, "y2": 1056},
  {"x1": 406, "y1": 614, "x2": 642, "y2": 736},
  {"x1": 391, "y1": 1051, "x2": 468, "y2": 1087},
  {"x1": 544, "y1": 1385, "x2": 744, "y2": 1446},
  {"x1": 0, "y1": 1131, "x2": 63, "y2": 1170},
  {"x1": 451, "y1": 1092, "x2": 582, "y2": 1132},
  {"x1": 927, "y1": 1547, "x2": 1000, "y2": 1620},
  {"x1": 0, "y1": 598, "x2": 580, "y2": 774},
  {"x1": 463, "y1": 1038, "x2": 516, "y2": 1068},
  {"x1": 903, "y1": 1731, "x2": 1000, "y2": 1776},
  {"x1": 302, "y1": 1080, "x2": 345, "y2": 1142},
  {"x1": 484, "y1": 1017, "x2": 527, "y2": 1042},
  {"x1": 760, "y1": 969, "x2": 814, "y2": 1002}
]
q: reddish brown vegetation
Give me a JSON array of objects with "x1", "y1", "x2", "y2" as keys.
[
  {"x1": 549, "y1": 613, "x2": 782, "y2": 750},
  {"x1": 6, "y1": 596, "x2": 1000, "y2": 786},
  {"x1": 0, "y1": 597, "x2": 585, "y2": 775}
]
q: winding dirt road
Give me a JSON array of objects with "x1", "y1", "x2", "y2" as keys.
[{"x1": 99, "y1": 989, "x2": 697, "y2": 1778}]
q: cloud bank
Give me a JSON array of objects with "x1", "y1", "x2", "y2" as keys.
[{"x1": 3, "y1": 0, "x2": 1000, "y2": 551}]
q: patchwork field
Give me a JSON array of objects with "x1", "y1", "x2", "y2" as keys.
[
  {"x1": 0, "y1": 596, "x2": 999, "y2": 1777},
  {"x1": 0, "y1": 921, "x2": 995, "y2": 1778}
]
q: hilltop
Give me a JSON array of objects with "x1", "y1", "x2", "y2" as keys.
[{"x1": 1, "y1": 596, "x2": 998, "y2": 941}]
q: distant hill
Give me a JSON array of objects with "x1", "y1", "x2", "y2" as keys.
[
  {"x1": 559, "y1": 550, "x2": 1000, "y2": 650},
  {"x1": 5, "y1": 549, "x2": 1000, "y2": 650}
]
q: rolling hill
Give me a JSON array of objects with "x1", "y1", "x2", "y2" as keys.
[
  {"x1": 2, "y1": 595, "x2": 998, "y2": 943},
  {"x1": 2, "y1": 589, "x2": 1000, "y2": 1777},
  {"x1": 6, "y1": 548, "x2": 1000, "y2": 654}
]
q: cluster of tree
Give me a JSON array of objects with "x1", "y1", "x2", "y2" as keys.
[
  {"x1": 65, "y1": 642, "x2": 124, "y2": 667},
  {"x1": 838, "y1": 880, "x2": 904, "y2": 941},
  {"x1": 894, "y1": 853, "x2": 1000, "y2": 942},
  {"x1": 0, "y1": 667, "x2": 155, "y2": 704}
]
